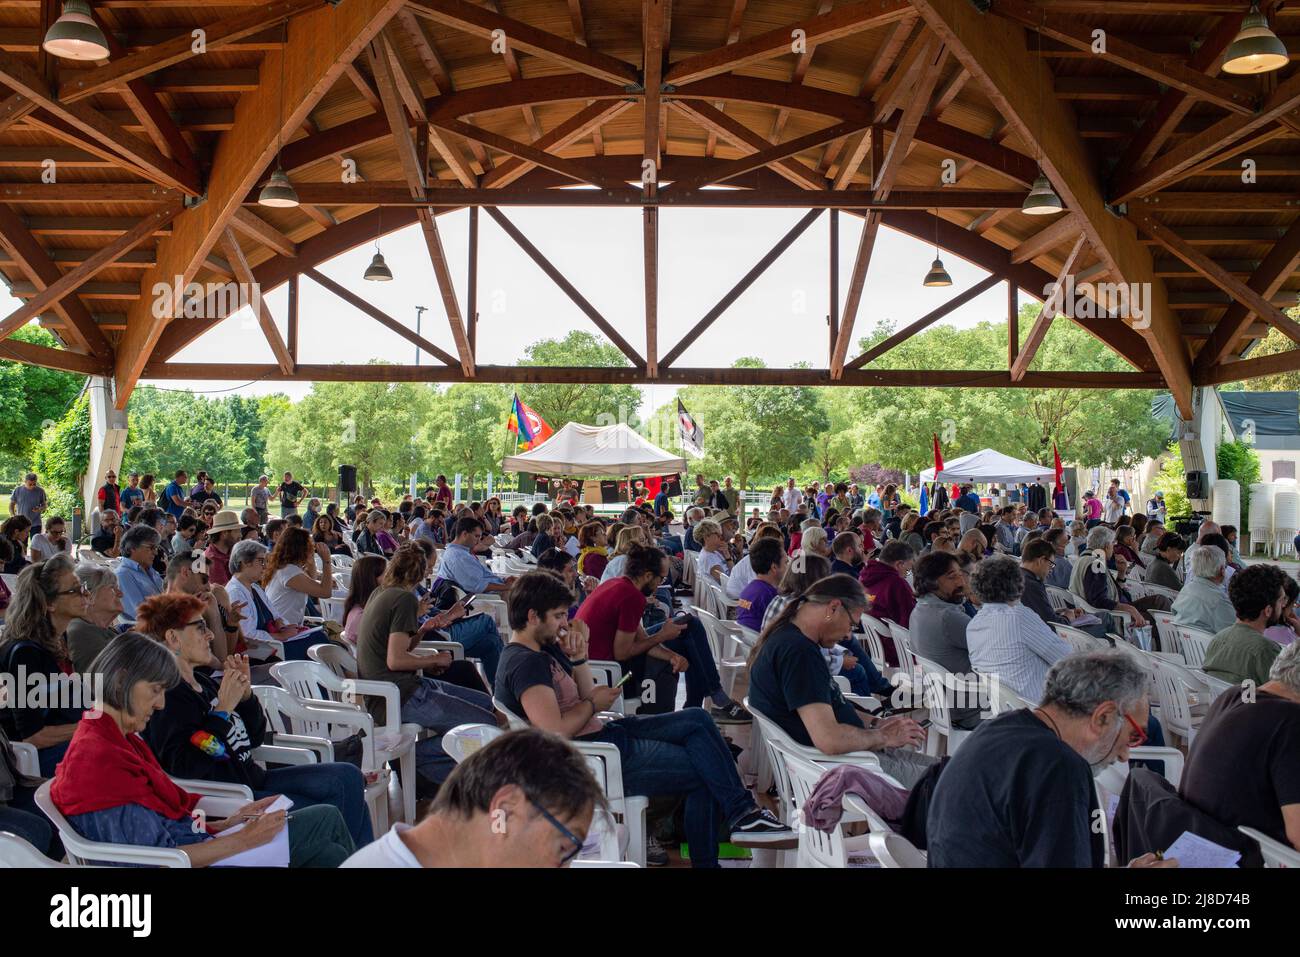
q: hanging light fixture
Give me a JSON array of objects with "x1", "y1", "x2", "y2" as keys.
[
  {"x1": 1223, "y1": 3, "x2": 1289, "y2": 75},
  {"x1": 923, "y1": 209, "x2": 953, "y2": 288},
  {"x1": 42, "y1": 1, "x2": 109, "y2": 61},
  {"x1": 258, "y1": 47, "x2": 299, "y2": 208},
  {"x1": 1023, "y1": 24, "x2": 1064, "y2": 216},
  {"x1": 364, "y1": 205, "x2": 393, "y2": 281}
]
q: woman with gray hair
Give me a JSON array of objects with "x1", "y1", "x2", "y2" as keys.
[
  {"x1": 49, "y1": 632, "x2": 357, "y2": 866},
  {"x1": 1181, "y1": 640, "x2": 1300, "y2": 855},
  {"x1": 224, "y1": 538, "x2": 292, "y2": 658},
  {"x1": 928, "y1": 650, "x2": 1174, "y2": 868},
  {"x1": 115, "y1": 523, "x2": 164, "y2": 619},
  {"x1": 0, "y1": 554, "x2": 91, "y2": 775},
  {"x1": 67, "y1": 563, "x2": 125, "y2": 673},
  {"x1": 965, "y1": 554, "x2": 1073, "y2": 703},
  {"x1": 1068, "y1": 524, "x2": 1160, "y2": 628}
]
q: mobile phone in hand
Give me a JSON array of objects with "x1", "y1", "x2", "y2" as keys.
[{"x1": 462, "y1": 593, "x2": 477, "y2": 610}]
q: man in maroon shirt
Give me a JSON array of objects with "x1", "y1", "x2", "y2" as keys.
[
  {"x1": 575, "y1": 544, "x2": 749, "y2": 722},
  {"x1": 859, "y1": 540, "x2": 917, "y2": 629}
]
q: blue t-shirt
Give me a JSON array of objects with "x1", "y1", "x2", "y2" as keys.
[
  {"x1": 119, "y1": 486, "x2": 144, "y2": 511},
  {"x1": 653, "y1": 491, "x2": 669, "y2": 517},
  {"x1": 162, "y1": 480, "x2": 186, "y2": 518}
]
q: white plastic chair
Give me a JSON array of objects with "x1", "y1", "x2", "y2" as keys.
[
  {"x1": 1149, "y1": 609, "x2": 1179, "y2": 654},
  {"x1": 693, "y1": 607, "x2": 748, "y2": 699},
  {"x1": 0, "y1": 831, "x2": 74, "y2": 868},
  {"x1": 1239, "y1": 826, "x2": 1300, "y2": 868},
  {"x1": 491, "y1": 698, "x2": 649, "y2": 867},
  {"x1": 1046, "y1": 585, "x2": 1077, "y2": 613},
  {"x1": 330, "y1": 554, "x2": 354, "y2": 568},
  {"x1": 1170, "y1": 624, "x2": 1213, "y2": 669},
  {"x1": 985, "y1": 673, "x2": 1034, "y2": 714},
  {"x1": 441, "y1": 722, "x2": 504, "y2": 763},
  {"x1": 34, "y1": 778, "x2": 252, "y2": 867},
  {"x1": 1053, "y1": 623, "x2": 1108, "y2": 653},
  {"x1": 855, "y1": 619, "x2": 889, "y2": 673},
  {"x1": 1146, "y1": 655, "x2": 1205, "y2": 747},
  {"x1": 585, "y1": 659, "x2": 639, "y2": 716},
  {"x1": 268, "y1": 659, "x2": 419, "y2": 826},
  {"x1": 10, "y1": 741, "x2": 39, "y2": 777},
  {"x1": 913, "y1": 653, "x2": 977, "y2": 757},
  {"x1": 867, "y1": 830, "x2": 927, "y2": 868}
]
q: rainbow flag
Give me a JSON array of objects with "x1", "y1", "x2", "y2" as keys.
[{"x1": 507, "y1": 393, "x2": 552, "y2": 451}]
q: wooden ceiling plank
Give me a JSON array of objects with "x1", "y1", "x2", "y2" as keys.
[
  {"x1": 231, "y1": 208, "x2": 296, "y2": 259},
  {"x1": 481, "y1": 100, "x2": 631, "y2": 189}
]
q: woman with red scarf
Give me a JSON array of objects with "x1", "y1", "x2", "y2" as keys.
[{"x1": 50, "y1": 632, "x2": 355, "y2": 866}]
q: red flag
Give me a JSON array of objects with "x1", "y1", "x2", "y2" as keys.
[
  {"x1": 932, "y1": 433, "x2": 944, "y2": 474},
  {"x1": 1053, "y1": 442, "x2": 1064, "y2": 495}
]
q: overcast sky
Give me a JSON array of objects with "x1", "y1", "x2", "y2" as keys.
[{"x1": 5, "y1": 206, "x2": 1022, "y2": 417}]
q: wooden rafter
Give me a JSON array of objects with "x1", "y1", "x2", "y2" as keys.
[
  {"x1": 432, "y1": 118, "x2": 628, "y2": 190},
  {"x1": 771, "y1": 0, "x2": 833, "y2": 142},
  {"x1": 1011, "y1": 234, "x2": 1087, "y2": 381},
  {"x1": 481, "y1": 100, "x2": 631, "y2": 189},
  {"x1": 0, "y1": 203, "x2": 111, "y2": 356},
  {"x1": 111, "y1": 0, "x2": 409, "y2": 407},
  {"x1": 848, "y1": 273, "x2": 1003, "y2": 369},
  {"x1": 483, "y1": 207, "x2": 645, "y2": 369},
  {"x1": 1194, "y1": 218, "x2": 1300, "y2": 371},
  {"x1": 303, "y1": 267, "x2": 459, "y2": 366},
  {"x1": 0, "y1": 204, "x2": 181, "y2": 340},
  {"x1": 669, "y1": 100, "x2": 826, "y2": 191},
  {"x1": 1010, "y1": 213, "x2": 1081, "y2": 265},
  {"x1": 665, "y1": 119, "x2": 871, "y2": 194},
  {"x1": 659, "y1": 209, "x2": 823, "y2": 369},
  {"x1": 1131, "y1": 212, "x2": 1300, "y2": 351},
  {"x1": 230, "y1": 208, "x2": 296, "y2": 259},
  {"x1": 220, "y1": 227, "x2": 294, "y2": 375},
  {"x1": 665, "y1": 0, "x2": 911, "y2": 85},
  {"x1": 910, "y1": 0, "x2": 1193, "y2": 417},
  {"x1": 406, "y1": 0, "x2": 638, "y2": 85},
  {"x1": 0, "y1": 51, "x2": 201, "y2": 195}
]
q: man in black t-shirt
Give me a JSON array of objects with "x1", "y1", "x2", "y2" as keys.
[
  {"x1": 746, "y1": 576, "x2": 932, "y2": 788},
  {"x1": 90, "y1": 509, "x2": 123, "y2": 557},
  {"x1": 1181, "y1": 641, "x2": 1300, "y2": 852},
  {"x1": 927, "y1": 651, "x2": 1174, "y2": 868},
  {"x1": 277, "y1": 471, "x2": 304, "y2": 517}
]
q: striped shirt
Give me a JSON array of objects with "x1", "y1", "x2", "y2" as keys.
[{"x1": 966, "y1": 601, "x2": 1071, "y2": 703}]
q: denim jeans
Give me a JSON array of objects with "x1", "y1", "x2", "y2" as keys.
[
  {"x1": 647, "y1": 615, "x2": 723, "y2": 707},
  {"x1": 0, "y1": 802, "x2": 60, "y2": 860},
  {"x1": 660, "y1": 534, "x2": 684, "y2": 555},
  {"x1": 285, "y1": 804, "x2": 355, "y2": 867},
  {"x1": 601, "y1": 709, "x2": 755, "y2": 868},
  {"x1": 840, "y1": 636, "x2": 892, "y2": 695},
  {"x1": 38, "y1": 739, "x2": 70, "y2": 778},
  {"x1": 449, "y1": 613, "x2": 503, "y2": 686},
  {"x1": 256, "y1": 761, "x2": 374, "y2": 847},
  {"x1": 401, "y1": 676, "x2": 496, "y2": 784}
]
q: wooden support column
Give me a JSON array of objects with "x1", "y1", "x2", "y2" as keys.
[
  {"x1": 287, "y1": 273, "x2": 299, "y2": 365},
  {"x1": 467, "y1": 206, "x2": 479, "y2": 356},
  {"x1": 1008, "y1": 282, "x2": 1019, "y2": 370}
]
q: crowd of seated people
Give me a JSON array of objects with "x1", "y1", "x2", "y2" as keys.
[{"x1": 5, "y1": 467, "x2": 1298, "y2": 871}]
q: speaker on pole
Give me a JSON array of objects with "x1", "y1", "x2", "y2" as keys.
[
  {"x1": 1186, "y1": 470, "x2": 1208, "y2": 500},
  {"x1": 339, "y1": 464, "x2": 357, "y2": 495}
]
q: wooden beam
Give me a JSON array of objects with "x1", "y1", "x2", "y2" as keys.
[
  {"x1": 831, "y1": 212, "x2": 881, "y2": 377},
  {"x1": 911, "y1": 0, "x2": 1194, "y2": 417},
  {"x1": 1011, "y1": 234, "x2": 1087, "y2": 380},
  {"x1": 669, "y1": 99, "x2": 826, "y2": 191},
  {"x1": 0, "y1": 204, "x2": 180, "y2": 340},
  {"x1": 0, "y1": 337, "x2": 110, "y2": 376},
  {"x1": 137, "y1": 362, "x2": 1164, "y2": 390},
  {"x1": 1131, "y1": 211, "x2": 1300, "y2": 351},
  {"x1": 286, "y1": 272, "x2": 298, "y2": 363},
  {"x1": 1130, "y1": 193, "x2": 1300, "y2": 212},
  {"x1": 659, "y1": 209, "x2": 823, "y2": 368},
  {"x1": 1117, "y1": 12, "x2": 1245, "y2": 174},
  {"x1": 406, "y1": 0, "x2": 638, "y2": 85},
  {"x1": 221, "y1": 228, "x2": 294, "y2": 375},
  {"x1": 112, "y1": 0, "x2": 408, "y2": 407},
  {"x1": 483, "y1": 207, "x2": 645, "y2": 368},
  {"x1": 665, "y1": 120, "x2": 870, "y2": 193},
  {"x1": 1010, "y1": 213, "x2": 1081, "y2": 264},
  {"x1": 644, "y1": 206, "x2": 658, "y2": 377},
  {"x1": 771, "y1": 0, "x2": 834, "y2": 141},
  {"x1": 665, "y1": 0, "x2": 911, "y2": 85},
  {"x1": 1007, "y1": 282, "x2": 1019, "y2": 369},
  {"x1": 0, "y1": 183, "x2": 180, "y2": 202},
  {"x1": 60, "y1": 0, "x2": 326, "y2": 102},
  {"x1": 643, "y1": 0, "x2": 666, "y2": 180},
  {"x1": 230, "y1": 209, "x2": 296, "y2": 259},
  {"x1": 1195, "y1": 218, "x2": 1300, "y2": 370},
  {"x1": 0, "y1": 203, "x2": 111, "y2": 355},
  {"x1": 0, "y1": 51, "x2": 201, "y2": 195},
  {"x1": 992, "y1": 0, "x2": 1253, "y2": 114},
  {"x1": 848, "y1": 273, "x2": 1003, "y2": 369},
  {"x1": 480, "y1": 100, "x2": 631, "y2": 189},
  {"x1": 1196, "y1": 348, "x2": 1300, "y2": 388},
  {"x1": 0, "y1": 93, "x2": 37, "y2": 134},
  {"x1": 704, "y1": 0, "x2": 748, "y2": 158},
  {"x1": 1111, "y1": 70, "x2": 1300, "y2": 204},
  {"x1": 303, "y1": 267, "x2": 459, "y2": 366},
  {"x1": 433, "y1": 118, "x2": 628, "y2": 190},
  {"x1": 466, "y1": 206, "x2": 478, "y2": 355}
]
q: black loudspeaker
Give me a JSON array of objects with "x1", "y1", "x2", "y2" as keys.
[
  {"x1": 1186, "y1": 470, "x2": 1208, "y2": 499},
  {"x1": 338, "y1": 464, "x2": 357, "y2": 493}
]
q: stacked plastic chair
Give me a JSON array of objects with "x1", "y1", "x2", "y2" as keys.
[
  {"x1": 1247, "y1": 482, "x2": 1275, "y2": 557},
  {"x1": 1274, "y1": 487, "x2": 1299, "y2": 558}
]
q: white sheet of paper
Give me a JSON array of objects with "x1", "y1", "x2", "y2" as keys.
[
  {"x1": 1163, "y1": 831, "x2": 1241, "y2": 869},
  {"x1": 212, "y1": 795, "x2": 294, "y2": 868}
]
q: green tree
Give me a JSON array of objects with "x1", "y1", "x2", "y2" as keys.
[
  {"x1": 807, "y1": 388, "x2": 865, "y2": 482},
  {"x1": 121, "y1": 387, "x2": 250, "y2": 481},
  {"x1": 263, "y1": 371, "x2": 435, "y2": 492},
  {"x1": 30, "y1": 391, "x2": 92, "y2": 522},
  {"x1": 516, "y1": 330, "x2": 642, "y2": 428},
  {"x1": 1219, "y1": 317, "x2": 1300, "y2": 392},
  {"x1": 0, "y1": 325, "x2": 86, "y2": 466},
  {"x1": 214, "y1": 394, "x2": 288, "y2": 480},
  {"x1": 1152, "y1": 444, "x2": 1190, "y2": 519},
  {"x1": 419, "y1": 383, "x2": 511, "y2": 496}
]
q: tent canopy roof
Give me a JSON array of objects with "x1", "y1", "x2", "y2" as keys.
[
  {"x1": 920, "y1": 449, "x2": 1055, "y2": 485},
  {"x1": 501, "y1": 422, "x2": 686, "y2": 478}
]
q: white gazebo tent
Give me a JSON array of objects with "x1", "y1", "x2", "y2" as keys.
[
  {"x1": 502, "y1": 421, "x2": 686, "y2": 477},
  {"x1": 919, "y1": 448, "x2": 1055, "y2": 485}
]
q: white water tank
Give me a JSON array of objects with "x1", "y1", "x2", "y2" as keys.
[
  {"x1": 1248, "y1": 482, "x2": 1276, "y2": 531},
  {"x1": 1211, "y1": 479, "x2": 1239, "y2": 527},
  {"x1": 1274, "y1": 488, "x2": 1300, "y2": 532}
]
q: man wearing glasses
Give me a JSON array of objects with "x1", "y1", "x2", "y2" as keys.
[
  {"x1": 115, "y1": 524, "x2": 164, "y2": 619},
  {"x1": 927, "y1": 651, "x2": 1178, "y2": 868},
  {"x1": 342, "y1": 728, "x2": 606, "y2": 868},
  {"x1": 1019, "y1": 540, "x2": 1109, "y2": 641}
]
